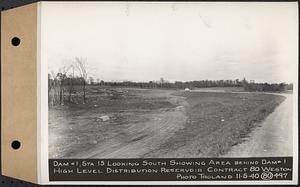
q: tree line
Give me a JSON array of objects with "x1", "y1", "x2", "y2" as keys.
[
  {"x1": 94, "y1": 78, "x2": 293, "y2": 92},
  {"x1": 241, "y1": 78, "x2": 293, "y2": 92},
  {"x1": 48, "y1": 58, "x2": 293, "y2": 106}
]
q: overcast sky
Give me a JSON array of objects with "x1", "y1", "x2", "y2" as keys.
[{"x1": 41, "y1": 2, "x2": 298, "y2": 83}]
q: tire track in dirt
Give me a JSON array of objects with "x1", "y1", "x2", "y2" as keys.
[
  {"x1": 74, "y1": 92, "x2": 189, "y2": 158},
  {"x1": 64, "y1": 90, "x2": 293, "y2": 158}
]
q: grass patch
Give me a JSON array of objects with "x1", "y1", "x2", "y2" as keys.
[{"x1": 148, "y1": 92, "x2": 286, "y2": 157}]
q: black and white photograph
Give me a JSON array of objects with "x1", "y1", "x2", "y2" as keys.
[{"x1": 44, "y1": 2, "x2": 297, "y2": 160}]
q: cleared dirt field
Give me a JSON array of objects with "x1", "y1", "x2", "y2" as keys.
[{"x1": 49, "y1": 87, "x2": 286, "y2": 158}]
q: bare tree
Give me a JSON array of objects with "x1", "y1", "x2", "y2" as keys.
[
  {"x1": 57, "y1": 65, "x2": 70, "y2": 105},
  {"x1": 48, "y1": 73, "x2": 53, "y2": 97},
  {"x1": 160, "y1": 77, "x2": 165, "y2": 88},
  {"x1": 74, "y1": 57, "x2": 88, "y2": 104},
  {"x1": 48, "y1": 73, "x2": 55, "y2": 107},
  {"x1": 49, "y1": 70, "x2": 61, "y2": 106},
  {"x1": 67, "y1": 64, "x2": 75, "y2": 103}
]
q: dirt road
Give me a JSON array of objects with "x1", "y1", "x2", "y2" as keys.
[
  {"x1": 225, "y1": 93, "x2": 293, "y2": 157},
  {"x1": 74, "y1": 92, "x2": 189, "y2": 158}
]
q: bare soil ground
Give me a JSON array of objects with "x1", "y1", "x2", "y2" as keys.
[{"x1": 49, "y1": 86, "x2": 286, "y2": 158}]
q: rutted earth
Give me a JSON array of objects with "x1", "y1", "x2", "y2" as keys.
[
  {"x1": 49, "y1": 88, "x2": 293, "y2": 158},
  {"x1": 73, "y1": 92, "x2": 189, "y2": 158}
]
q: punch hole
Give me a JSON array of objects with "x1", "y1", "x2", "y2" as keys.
[
  {"x1": 11, "y1": 140, "x2": 21, "y2": 150},
  {"x1": 11, "y1": 37, "x2": 21, "y2": 46}
]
